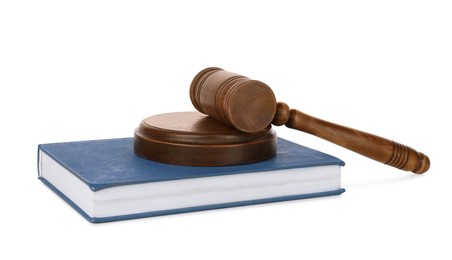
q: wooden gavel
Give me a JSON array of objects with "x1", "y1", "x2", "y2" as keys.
[{"x1": 190, "y1": 67, "x2": 430, "y2": 174}]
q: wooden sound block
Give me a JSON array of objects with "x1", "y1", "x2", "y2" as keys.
[{"x1": 134, "y1": 112, "x2": 277, "y2": 166}]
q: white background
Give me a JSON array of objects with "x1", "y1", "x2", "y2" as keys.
[{"x1": 1, "y1": 1, "x2": 450, "y2": 259}]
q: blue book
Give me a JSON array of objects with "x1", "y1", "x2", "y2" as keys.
[{"x1": 38, "y1": 137, "x2": 345, "y2": 223}]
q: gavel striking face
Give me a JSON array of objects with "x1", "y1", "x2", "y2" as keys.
[
  {"x1": 190, "y1": 67, "x2": 277, "y2": 133},
  {"x1": 189, "y1": 67, "x2": 430, "y2": 174}
]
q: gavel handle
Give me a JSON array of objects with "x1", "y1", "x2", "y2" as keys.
[{"x1": 273, "y1": 102, "x2": 430, "y2": 174}]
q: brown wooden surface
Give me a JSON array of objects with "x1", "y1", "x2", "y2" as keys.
[
  {"x1": 190, "y1": 67, "x2": 277, "y2": 133},
  {"x1": 189, "y1": 67, "x2": 430, "y2": 173},
  {"x1": 272, "y1": 102, "x2": 430, "y2": 173},
  {"x1": 134, "y1": 111, "x2": 277, "y2": 166}
]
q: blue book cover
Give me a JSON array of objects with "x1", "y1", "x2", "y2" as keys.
[{"x1": 38, "y1": 137, "x2": 345, "y2": 223}]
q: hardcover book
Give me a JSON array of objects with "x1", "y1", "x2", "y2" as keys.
[{"x1": 38, "y1": 137, "x2": 345, "y2": 223}]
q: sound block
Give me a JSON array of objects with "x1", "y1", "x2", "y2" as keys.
[{"x1": 134, "y1": 112, "x2": 277, "y2": 166}]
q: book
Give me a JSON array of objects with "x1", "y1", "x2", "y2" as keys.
[{"x1": 37, "y1": 137, "x2": 345, "y2": 223}]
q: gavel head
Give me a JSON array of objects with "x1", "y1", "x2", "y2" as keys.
[{"x1": 190, "y1": 67, "x2": 277, "y2": 133}]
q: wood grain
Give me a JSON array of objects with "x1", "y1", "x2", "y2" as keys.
[
  {"x1": 190, "y1": 67, "x2": 277, "y2": 133},
  {"x1": 190, "y1": 67, "x2": 430, "y2": 173},
  {"x1": 134, "y1": 112, "x2": 277, "y2": 166},
  {"x1": 272, "y1": 102, "x2": 430, "y2": 173}
]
